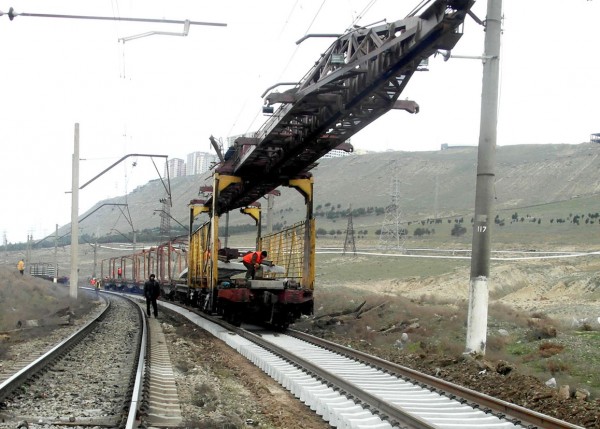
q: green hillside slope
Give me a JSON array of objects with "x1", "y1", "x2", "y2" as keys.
[{"x1": 66, "y1": 143, "x2": 600, "y2": 249}]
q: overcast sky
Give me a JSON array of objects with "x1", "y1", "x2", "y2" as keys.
[{"x1": 1, "y1": 0, "x2": 598, "y2": 244}]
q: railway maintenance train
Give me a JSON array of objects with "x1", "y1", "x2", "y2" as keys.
[
  {"x1": 100, "y1": 0, "x2": 473, "y2": 329},
  {"x1": 181, "y1": 175, "x2": 316, "y2": 330},
  {"x1": 100, "y1": 176, "x2": 316, "y2": 330}
]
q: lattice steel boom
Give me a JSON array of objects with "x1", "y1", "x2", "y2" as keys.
[{"x1": 206, "y1": 0, "x2": 474, "y2": 216}]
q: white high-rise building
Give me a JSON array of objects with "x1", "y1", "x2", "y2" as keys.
[
  {"x1": 322, "y1": 149, "x2": 353, "y2": 159},
  {"x1": 186, "y1": 151, "x2": 217, "y2": 176},
  {"x1": 164, "y1": 158, "x2": 186, "y2": 178}
]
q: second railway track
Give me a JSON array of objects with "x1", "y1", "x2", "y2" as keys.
[{"x1": 0, "y1": 293, "x2": 142, "y2": 428}]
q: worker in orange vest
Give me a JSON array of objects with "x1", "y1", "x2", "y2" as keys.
[{"x1": 242, "y1": 250, "x2": 268, "y2": 280}]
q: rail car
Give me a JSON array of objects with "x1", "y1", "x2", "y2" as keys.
[
  {"x1": 184, "y1": 177, "x2": 315, "y2": 330},
  {"x1": 100, "y1": 237, "x2": 187, "y2": 295},
  {"x1": 97, "y1": 189, "x2": 315, "y2": 330},
  {"x1": 28, "y1": 262, "x2": 68, "y2": 283}
]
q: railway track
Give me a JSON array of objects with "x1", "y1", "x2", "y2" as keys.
[
  {"x1": 0, "y1": 293, "x2": 143, "y2": 428},
  {"x1": 0, "y1": 291, "x2": 186, "y2": 429},
  {"x1": 0, "y1": 292, "x2": 587, "y2": 428},
  {"x1": 0, "y1": 305, "x2": 106, "y2": 387},
  {"x1": 157, "y1": 299, "x2": 585, "y2": 429}
]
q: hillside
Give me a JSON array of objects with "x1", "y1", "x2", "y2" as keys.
[{"x1": 54, "y1": 143, "x2": 600, "y2": 247}]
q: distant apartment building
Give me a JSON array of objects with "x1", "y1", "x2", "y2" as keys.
[
  {"x1": 591, "y1": 133, "x2": 600, "y2": 144},
  {"x1": 187, "y1": 151, "x2": 218, "y2": 176},
  {"x1": 322, "y1": 149, "x2": 352, "y2": 159},
  {"x1": 321, "y1": 138, "x2": 353, "y2": 159},
  {"x1": 164, "y1": 158, "x2": 186, "y2": 178}
]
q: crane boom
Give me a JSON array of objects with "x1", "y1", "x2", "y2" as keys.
[{"x1": 207, "y1": 0, "x2": 474, "y2": 215}]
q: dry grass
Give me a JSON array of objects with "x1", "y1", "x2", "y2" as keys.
[
  {"x1": 539, "y1": 342, "x2": 565, "y2": 358},
  {"x1": 0, "y1": 265, "x2": 93, "y2": 331}
]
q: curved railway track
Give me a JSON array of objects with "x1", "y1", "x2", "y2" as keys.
[
  {"x1": 156, "y1": 299, "x2": 584, "y2": 429},
  {"x1": 0, "y1": 292, "x2": 587, "y2": 429},
  {"x1": 0, "y1": 293, "x2": 143, "y2": 428}
]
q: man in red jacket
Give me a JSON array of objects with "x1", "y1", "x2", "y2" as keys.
[{"x1": 242, "y1": 250, "x2": 268, "y2": 280}]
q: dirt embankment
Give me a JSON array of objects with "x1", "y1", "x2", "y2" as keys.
[{"x1": 0, "y1": 266, "x2": 95, "y2": 332}]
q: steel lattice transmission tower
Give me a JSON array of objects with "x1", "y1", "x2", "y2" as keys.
[
  {"x1": 159, "y1": 197, "x2": 171, "y2": 238},
  {"x1": 343, "y1": 205, "x2": 356, "y2": 256},
  {"x1": 378, "y1": 177, "x2": 407, "y2": 251}
]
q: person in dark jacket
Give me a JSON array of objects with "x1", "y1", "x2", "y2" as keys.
[{"x1": 144, "y1": 274, "x2": 161, "y2": 318}]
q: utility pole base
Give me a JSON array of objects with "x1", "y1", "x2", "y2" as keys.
[{"x1": 465, "y1": 276, "x2": 489, "y2": 354}]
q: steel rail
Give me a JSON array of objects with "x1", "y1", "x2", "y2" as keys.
[
  {"x1": 150, "y1": 303, "x2": 434, "y2": 428},
  {"x1": 288, "y1": 329, "x2": 585, "y2": 429},
  {"x1": 118, "y1": 296, "x2": 585, "y2": 429},
  {"x1": 0, "y1": 295, "x2": 112, "y2": 402},
  {"x1": 124, "y1": 297, "x2": 147, "y2": 429},
  {"x1": 233, "y1": 328, "x2": 435, "y2": 428}
]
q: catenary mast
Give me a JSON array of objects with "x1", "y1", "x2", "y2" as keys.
[{"x1": 466, "y1": 0, "x2": 503, "y2": 355}]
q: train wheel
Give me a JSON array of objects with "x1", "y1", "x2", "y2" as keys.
[
  {"x1": 272, "y1": 309, "x2": 291, "y2": 331},
  {"x1": 227, "y1": 303, "x2": 241, "y2": 327},
  {"x1": 230, "y1": 311, "x2": 242, "y2": 327},
  {"x1": 221, "y1": 305, "x2": 230, "y2": 323}
]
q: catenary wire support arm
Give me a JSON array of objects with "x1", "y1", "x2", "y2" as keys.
[
  {"x1": 2, "y1": 7, "x2": 226, "y2": 27},
  {"x1": 467, "y1": 10, "x2": 486, "y2": 26},
  {"x1": 295, "y1": 33, "x2": 342, "y2": 45},
  {"x1": 79, "y1": 203, "x2": 130, "y2": 224},
  {"x1": 2, "y1": 8, "x2": 226, "y2": 42},
  {"x1": 148, "y1": 156, "x2": 172, "y2": 201},
  {"x1": 119, "y1": 20, "x2": 191, "y2": 43},
  {"x1": 38, "y1": 203, "x2": 134, "y2": 246},
  {"x1": 79, "y1": 153, "x2": 171, "y2": 201}
]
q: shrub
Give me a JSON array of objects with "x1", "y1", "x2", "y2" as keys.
[
  {"x1": 451, "y1": 224, "x2": 467, "y2": 237},
  {"x1": 543, "y1": 358, "x2": 570, "y2": 375},
  {"x1": 538, "y1": 342, "x2": 564, "y2": 358}
]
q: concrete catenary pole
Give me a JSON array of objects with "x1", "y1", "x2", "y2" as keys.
[
  {"x1": 93, "y1": 240, "x2": 98, "y2": 279},
  {"x1": 70, "y1": 123, "x2": 80, "y2": 299},
  {"x1": 466, "y1": 0, "x2": 502, "y2": 355},
  {"x1": 54, "y1": 224, "x2": 58, "y2": 282},
  {"x1": 26, "y1": 234, "x2": 31, "y2": 270}
]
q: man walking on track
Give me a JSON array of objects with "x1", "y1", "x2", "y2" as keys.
[{"x1": 144, "y1": 274, "x2": 161, "y2": 318}]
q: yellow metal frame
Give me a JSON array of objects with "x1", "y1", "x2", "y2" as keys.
[
  {"x1": 260, "y1": 221, "x2": 308, "y2": 283},
  {"x1": 187, "y1": 173, "x2": 315, "y2": 293},
  {"x1": 187, "y1": 221, "x2": 210, "y2": 287}
]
